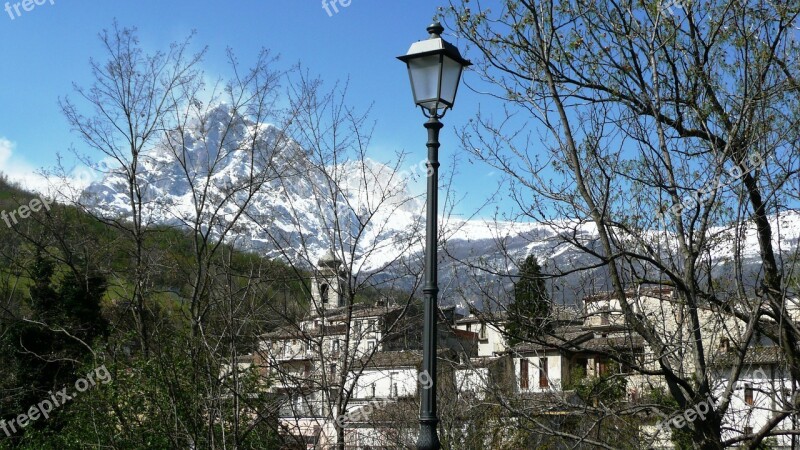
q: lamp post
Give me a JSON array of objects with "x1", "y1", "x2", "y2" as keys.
[{"x1": 398, "y1": 22, "x2": 471, "y2": 450}]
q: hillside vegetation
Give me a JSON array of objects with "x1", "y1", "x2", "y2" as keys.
[{"x1": 0, "y1": 179, "x2": 306, "y2": 449}]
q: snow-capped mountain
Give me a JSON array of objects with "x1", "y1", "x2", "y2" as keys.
[
  {"x1": 81, "y1": 105, "x2": 800, "y2": 307},
  {"x1": 81, "y1": 104, "x2": 425, "y2": 273}
]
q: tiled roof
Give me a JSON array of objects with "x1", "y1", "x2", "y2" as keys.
[
  {"x1": 583, "y1": 287, "x2": 674, "y2": 303},
  {"x1": 360, "y1": 349, "x2": 458, "y2": 369},
  {"x1": 456, "y1": 311, "x2": 507, "y2": 324},
  {"x1": 712, "y1": 346, "x2": 784, "y2": 366},
  {"x1": 511, "y1": 326, "x2": 593, "y2": 353},
  {"x1": 456, "y1": 307, "x2": 580, "y2": 325},
  {"x1": 261, "y1": 326, "x2": 300, "y2": 339},
  {"x1": 326, "y1": 305, "x2": 404, "y2": 322},
  {"x1": 581, "y1": 335, "x2": 646, "y2": 351},
  {"x1": 362, "y1": 351, "x2": 421, "y2": 368},
  {"x1": 261, "y1": 324, "x2": 348, "y2": 339},
  {"x1": 461, "y1": 355, "x2": 509, "y2": 369},
  {"x1": 509, "y1": 324, "x2": 647, "y2": 354}
]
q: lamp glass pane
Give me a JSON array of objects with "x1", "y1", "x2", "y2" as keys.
[
  {"x1": 440, "y1": 56, "x2": 464, "y2": 106},
  {"x1": 408, "y1": 55, "x2": 442, "y2": 108}
]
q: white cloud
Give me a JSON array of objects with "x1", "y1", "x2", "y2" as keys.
[
  {"x1": 0, "y1": 137, "x2": 45, "y2": 191},
  {"x1": 0, "y1": 137, "x2": 13, "y2": 167},
  {"x1": 0, "y1": 137, "x2": 97, "y2": 201}
]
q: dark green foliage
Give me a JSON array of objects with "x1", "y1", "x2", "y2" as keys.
[
  {"x1": 0, "y1": 253, "x2": 109, "y2": 443},
  {"x1": 572, "y1": 362, "x2": 627, "y2": 405},
  {"x1": 564, "y1": 365, "x2": 587, "y2": 390},
  {"x1": 0, "y1": 179, "x2": 291, "y2": 448},
  {"x1": 647, "y1": 386, "x2": 694, "y2": 449},
  {"x1": 507, "y1": 255, "x2": 551, "y2": 345}
]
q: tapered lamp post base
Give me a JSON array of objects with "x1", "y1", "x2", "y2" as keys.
[{"x1": 416, "y1": 419, "x2": 441, "y2": 450}]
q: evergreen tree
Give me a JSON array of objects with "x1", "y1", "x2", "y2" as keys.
[
  {"x1": 507, "y1": 255, "x2": 550, "y2": 345},
  {"x1": 0, "y1": 253, "x2": 108, "y2": 441}
]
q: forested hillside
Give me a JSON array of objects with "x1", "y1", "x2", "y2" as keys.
[{"x1": 0, "y1": 177, "x2": 307, "y2": 449}]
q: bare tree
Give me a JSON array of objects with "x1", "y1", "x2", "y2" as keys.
[
  {"x1": 55, "y1": 22, "x2": 302, "y2": 447},
  {"x1": 60, "y1": 21, "x2": 206, "y2": 358},
  {"x1": 442, "y1": 0, "x2": 800, "y2": 447},
  {"x1": 245, "y1": 72, "x2": 444, "y2": 449}
]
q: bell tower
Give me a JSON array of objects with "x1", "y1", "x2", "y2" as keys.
[{"x1": 311, "y1": 250, "x2": 347, "y2": 310}]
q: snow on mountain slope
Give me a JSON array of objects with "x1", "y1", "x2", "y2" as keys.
[
  {"x1": 81, "y1": 105, "x2": 800, "y2": 306},
  {"x1": 81, "y1": 104, "x2": 425, "y2": 272}
]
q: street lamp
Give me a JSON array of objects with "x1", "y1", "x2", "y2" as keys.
[{"x1": 398, "y1": 22, "x2": 471, "y2": 450}]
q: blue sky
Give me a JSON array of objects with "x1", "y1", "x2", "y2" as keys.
[{"x1": 0, "y1": 0, "x2": 510, "y2": 219}]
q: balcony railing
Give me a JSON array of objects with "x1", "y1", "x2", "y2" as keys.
[{"x1": 277, "y1": 399, "x2": 328, "y2": 419}]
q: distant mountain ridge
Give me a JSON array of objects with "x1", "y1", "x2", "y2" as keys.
[{"x1": 81, "y1": 105, "x2": 800, "y2": 308}]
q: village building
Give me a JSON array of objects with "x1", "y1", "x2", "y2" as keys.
[{"x1": 248, "y1": 255, "x2": 800, "y2": 449}]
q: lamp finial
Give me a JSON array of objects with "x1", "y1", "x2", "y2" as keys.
[{"x1": 427, "y1": 22, "x2": 444, "y2": 38}]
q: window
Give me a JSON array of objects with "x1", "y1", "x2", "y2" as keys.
[
  {"x1": 320, "y1": 283, "x2": 329, "y2": 304},
  {"x1": 600, "y1": 307, "x2": 610, "y2": 325},
  {"x1": 598, "y1": 360, "x2": 609, "y2": 376},
  {"x1": 328, "y1": 389, "x2": 337, "y2": 404},
  {"x1": 479, "y1": 323, "x2": 488, "y2": 340},
  {"x1": 330, "y1": 363, "x2": 337, "y2": 377},
  {"x1": 720, "y1": 338, "x2": 730, "y2": 352},
  {"x1": 371, "y1": 383, "x2": 376, "y2": 398},
  {"x1": 520, "y1": 358, "x2": 529, "y2": 390},
  {"x1": 466, "y1": 323, "x2": 471, "y2": 332},
  {"x1": 539, "y1": 358, "x2": 549, "y2": 388},
  {"x1": 575, "y1": 358, "x2": 588, "y2": 377},
  {"x1": 389, "y1": 372, "x2": 398, "y2": 397},
  {"x1": 367, "y1": 340, "x2": 376, "y2": 351},
  {"x1": 745, "y1": 384, "x2": 754, "y2": 405},
  {"x1": 332, "y1": 339, "x2": 340, "y2": 353},
  {"x1": 744, "y1": 426, "x2": 753, "y2": 436}
]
